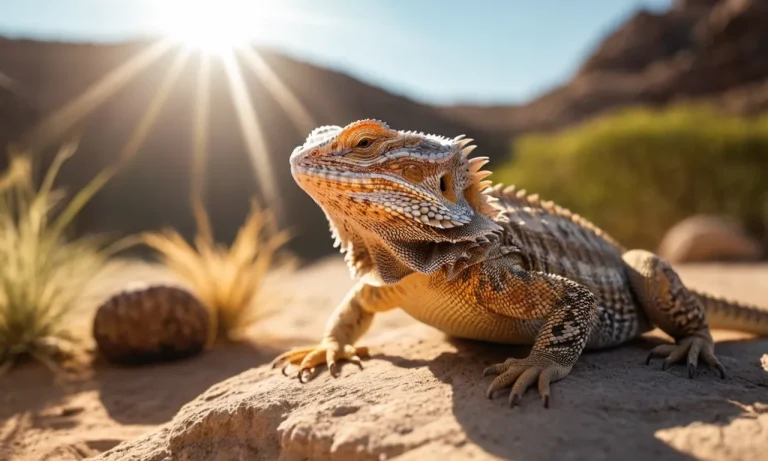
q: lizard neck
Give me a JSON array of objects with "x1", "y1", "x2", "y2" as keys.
[{"x1": 330, "y1": 209, "x2": 506, "y2": 285}]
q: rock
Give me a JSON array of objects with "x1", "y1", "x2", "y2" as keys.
[
  {"x1": 93, "y1": 326, "x2": 768, "y2": 461},
  {"x1": 658, "y1": 215, "x2": 764, "y2": 264},
  {"x1": 93, "y1": 284, "x2": 210, "y2": 365}
]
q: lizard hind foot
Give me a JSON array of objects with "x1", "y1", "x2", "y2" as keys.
[
  {"x1": 645, "y1": 330, "x2": 726, "y2": 379},
  {"x1": 271, "y1": 342, "x2": 369, "y2": 383},
  {"x1": 482, "y1": 352, "x2": 572, "y2": 408}
]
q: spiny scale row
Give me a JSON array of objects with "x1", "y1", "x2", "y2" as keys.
[
  {"x1": 382, "y1": 148, "x2": 452, "y2": 162},
  {"x1": 355, "y1": 195, "x2": 469, "y2": 229},
  {"x1": 467, "y1": 158, "x2": 508, "y2": 219},
  {"x1": 306, "y1": 125, "x2": 342, "y2": 143},
  {"x1": 494, "y1": 183, "x2": 622, "y2": 248},
  {"x1": 369, "y1": 189, "x2": 472, "y2": 223},
  {"x1": 398, "y1": 129, "x2": 453, "y2": 145}
]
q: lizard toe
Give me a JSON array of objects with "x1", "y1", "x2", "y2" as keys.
[
  {"x1": 271, "y1": 346, "x2": 316, "y2": 369},
  {"x1": 646, "y1": 330, "x2": 726, "y2": 380},
  {"x1": 482, "y1": 358, "x2": 519, "y2": 377},
  {"x1": 272, "y1": 342, "x2": 370, "y2": 382},
  {"x1": 645, "y1": 344, "x2": 676, "y2": 365},
  {"x1": 484, "y1": 353, "x2": 572, "y2": 408}
]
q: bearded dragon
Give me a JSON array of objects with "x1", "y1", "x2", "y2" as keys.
[{"x1": 272, "y1": 119, "x2": 768, "y2": 407}]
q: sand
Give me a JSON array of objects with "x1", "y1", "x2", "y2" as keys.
[{"x1": 0, "y1": 257, "x2": 766, "y2": 460}]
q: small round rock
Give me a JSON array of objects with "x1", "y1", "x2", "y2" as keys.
[{"x1": 93, "y1": 284, "x2": 210, "y2": 366}]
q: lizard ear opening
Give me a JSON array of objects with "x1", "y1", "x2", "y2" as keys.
[{"x1": 439, "y1": 172, "x2": 458, "y2": 203}]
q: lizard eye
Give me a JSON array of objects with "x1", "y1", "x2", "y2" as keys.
[{"x1": 356, "y1": 138, "x2": 371, "y2": 148}]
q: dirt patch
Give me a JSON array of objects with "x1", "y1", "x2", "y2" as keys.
[{"x1": 1, "y1": 258, "x2": 766, "y2": 460}]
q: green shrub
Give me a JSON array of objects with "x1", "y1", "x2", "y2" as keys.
[{"x1": 494, "y1": 105, "x2": 768, "y2": 250}]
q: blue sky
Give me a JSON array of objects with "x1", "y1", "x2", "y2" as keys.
[{"x1": 0, "y1": 0, "x2": 672, "y2": 105}]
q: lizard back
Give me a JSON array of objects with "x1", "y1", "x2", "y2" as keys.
[{"x1": 487, "y1": 184, "x2": 648, "y2": 346}]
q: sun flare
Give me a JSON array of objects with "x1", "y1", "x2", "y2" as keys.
[
  {"x1": 155, "y1": 0, "x2": 269, "y2": 54},
  {"x1": 30, "y1": 0, "x2": 317, "y2": 229}
]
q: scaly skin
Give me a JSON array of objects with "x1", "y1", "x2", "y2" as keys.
[{"x1": 272, "y1": 119, "x2": 768, "y2": 407}]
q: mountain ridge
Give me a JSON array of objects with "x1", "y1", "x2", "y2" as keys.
[
  {"x1": 0, "y1": 37, "x2": 508, "y2": 260},
  {"x1": 438, "y1": 0, "x2": 768, "y2": 136}
]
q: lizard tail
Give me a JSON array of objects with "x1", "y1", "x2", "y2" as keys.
[{"x1": 693, "y1": 290, "x2": 768, "y2": 336}]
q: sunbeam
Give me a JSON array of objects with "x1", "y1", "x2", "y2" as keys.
[
  {"x1": 191, "y1": 52, "x2": 213, "y2": 241},
  {"x1": 118, "y1": 49, "x2": 191, "y2": 163},
  {"x1": 221, "y1": 50, "x2": 282, "y2": 221},
  {"x1": 59, "y1": 48, "x2": 193, "y2": 205},
  {"x1": 26, "y1": 40, "x2": 174, "y2": 151},
  {"x1": 237, "y1": 47, "x2": 315, "y2": 135},
  {"x1": 18, "y1": 3, "x2": 322, "y2": 232}
]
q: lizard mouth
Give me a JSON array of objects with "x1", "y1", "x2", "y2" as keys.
[
  {"x1": 292, "y1": 164, "x2": 473, "y2": 230},
  {"x1": 291, "y1": 165, "x2": 374, "y2": 183}
]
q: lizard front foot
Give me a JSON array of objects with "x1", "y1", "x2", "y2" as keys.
[
  {"x1": 271, "y1": 340, "x2": 369, "y2": 383},
  {"x1": 482, "y1": 351, "x2": 572, "y2": 408},
  {"x1": 645, "y1": 329, "x2": 726, "y2": 379}
]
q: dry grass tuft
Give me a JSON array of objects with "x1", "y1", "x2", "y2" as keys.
[
  {"x1": 0, "y1": 141, "x2": 126, "y2": 376},
  {"x1": 141, "y1": 198, "x2": 294, "y2": 346}
]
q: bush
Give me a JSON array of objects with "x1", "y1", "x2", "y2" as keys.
[
  {"x1": 494, "y1": 105, "x2": 768, "y2": 250},
  {"x1": 0, "y1": 141, "x2": 126, "y2": 375},
  {"x1": 141, "y1": 199, "x2": 294, "y2": 346}
]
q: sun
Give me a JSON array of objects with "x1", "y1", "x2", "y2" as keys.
[{"x1": 155, "y1": 0, "x2": 267, "y2": 54}]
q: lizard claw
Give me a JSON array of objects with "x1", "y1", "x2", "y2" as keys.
[
  {"x1": 483, "y1": 351, "x2": 571, "y2": 408},
  {"x1": 271, "y1": 342, "x2": 370, "y2": 382},
  {"x1": 298, "y1": 367, "x2": 318, "y2": 383},
  {"x1": 645, "y1": 330, "x2": 726, "y2": 380},
  {"x1": 349, "y1": 354, "x2": 364, "y2": 370},
  {"x1": 328, "y1": 352, "x2": 362, "y2": 378}
]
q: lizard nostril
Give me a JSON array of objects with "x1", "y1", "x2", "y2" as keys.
[{"x1": 290, "y1": 146, "x2": 319, "y2": 166}]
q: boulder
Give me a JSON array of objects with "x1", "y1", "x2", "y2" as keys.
[
  {"x1": 93, "y1": 283, "x2": 210, "y2": 365},
  {"x1": 93, "y1": 325, "x2": 768, "y2": 461},
  {"x1": 658, "y1": 215, "x2": 764, "y2": 263}
]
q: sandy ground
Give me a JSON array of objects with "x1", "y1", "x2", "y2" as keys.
[{"x1": 0, "y1": 256, "x2": 766, "y2": 460}]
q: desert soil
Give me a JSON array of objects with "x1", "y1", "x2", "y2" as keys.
[{"x1": 0, "y1": 257, "x2": 766, "y2": 461}]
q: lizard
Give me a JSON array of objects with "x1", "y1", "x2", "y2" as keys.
[{"x1": 271, "y1": 119, "x2": 768, "y2": 408}]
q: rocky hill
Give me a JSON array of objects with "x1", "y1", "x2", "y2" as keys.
[
  {"x1": 440, "y1": 0, "x2": 768, "y2": 135},
  {"x1": 0, "y1": 38, "x2": 507, "y2": 261},
  {"x1": 0, "y1": 75, "x2": 36, "y2": 160},
  {"x1": 3, "y1": 0, "x2": 767, "y2": 260}
]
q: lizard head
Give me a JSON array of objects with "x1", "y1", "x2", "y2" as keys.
[{"x1": 290, "y1": 119, "x2": 506, "y2": 285}]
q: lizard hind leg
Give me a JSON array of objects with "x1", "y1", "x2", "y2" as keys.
[{"x1": 622, "y1": 249, "x2": 726, "y2": 379}]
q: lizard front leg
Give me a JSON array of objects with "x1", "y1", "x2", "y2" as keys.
[
  {"x1": 481, "y1": 266, "x2": 599, "y2": 407},
  {"x1": 271, "y1": 282, "x2": 397, "y2": 382}
]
